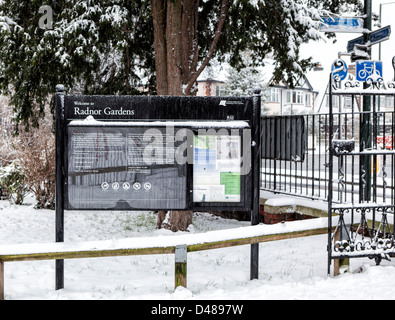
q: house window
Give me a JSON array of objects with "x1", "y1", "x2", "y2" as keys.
[
  {"x1": 306, "y1": 93, "x2": 311, "y2": 107},
  {"x1": 215, "y1": 85, "x2": 226, "y2": 96},
  {"x1": 297, "y1": 92, "x2": 304, "y2": 104},
  {"x1": 344, "y1": 96, "x2": 352, "y2": 109},
  {"x1": 286, "y1": 91, "x2": 291, "y2": 103},
  {"x1": 379, "y1": 96, "x2": 394, "y2": 109},
  {"x1": 291, "y1": 91, "x2": 303, "y2": 104},
  {"x1": 267, "y1": 88, "x2": 279, "y2": 102},
  {"x1": 291, "y1": 92, "x2": 296, "y2": 104},
  {"x1": 271, "y1": 88, "x2": 279, "y2": 103},
  {"x1": 326, "y1": 95, "x2": 340, "y2": 108}
]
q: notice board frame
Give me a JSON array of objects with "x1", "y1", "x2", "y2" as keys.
[
  {"x1": 55, "y1": 85, "x2": 262, "y2": 289},
  {"x1": 65, "y1": 124, "x2": 251, "y2": 211}
]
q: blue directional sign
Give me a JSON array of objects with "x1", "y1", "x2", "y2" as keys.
[
  {"x1": 347, "y1": 26, "x2": 391, "y2": 53},
  {"x1": 347, "y1": 35, "x2": 364, "y2": 53},
  {"x1": 356, "y1": 61, "x2": 383, "y2": 82},
  {"x1": 369, "y1": 26, "x2": 391, "y2": 46},
  {"x1": 321, "y1": 16, "x2": 364, "y2": 33}
]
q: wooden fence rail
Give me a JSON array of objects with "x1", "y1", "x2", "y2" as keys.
[{"x1": 0, "y1": 218, "x2": 332, "y2": 300}]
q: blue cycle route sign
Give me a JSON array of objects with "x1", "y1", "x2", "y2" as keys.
[{"x1": 356, "y1": 61, "x2": 383, "y2": 82}]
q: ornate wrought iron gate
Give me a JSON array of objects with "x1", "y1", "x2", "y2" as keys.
[{"x1": 328, "y1": 59, "x2": 395, "y2": 274}]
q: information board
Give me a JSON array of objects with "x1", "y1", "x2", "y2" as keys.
[
  {"x1": 67, "y1": 125, "x2": 187, "y2": 210},
  {"x1": 55, "y1": 89, "x2": 262, "y2": 288},
  {"x1": 58, "y1": 94, "x2": 258, "y2": 212},
  {"x1": 193, "y1": 135, "x2": 241, "y2": 203}
]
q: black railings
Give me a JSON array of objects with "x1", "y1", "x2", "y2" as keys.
[
  {"x1": 261, "y1": 110, "x2": 395, "y2": 205},
  {"x1": 261, "y1": 112, "x2": 332, "y2": 202}
]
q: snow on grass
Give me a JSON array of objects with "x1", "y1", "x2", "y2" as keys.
[{"x1": 1, "y1": 197, "x2": 395, "y2": 300}]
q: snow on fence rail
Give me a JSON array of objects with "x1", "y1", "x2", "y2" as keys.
[{"x1": 0, "y1": 217, "x2": 333, "y2": 300}]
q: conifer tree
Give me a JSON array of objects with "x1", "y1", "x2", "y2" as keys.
[
  {"x1": 0, "y1": 0, "x2": 362, "y2": 230},
  {"x1": 0, "y1": 0, "x2": 362, "y2": 128}
]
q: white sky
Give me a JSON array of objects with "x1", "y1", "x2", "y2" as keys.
[{"x1": 302, "y1": 0, "x2": 395, "y2": 104}]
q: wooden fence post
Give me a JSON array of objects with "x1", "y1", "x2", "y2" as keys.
[
  {"x1": 0, "y1": 260, "x2": 4, "y2": 300},
  {"x1": 174, "y1": 245, "x2": 187, "y2": 289}
]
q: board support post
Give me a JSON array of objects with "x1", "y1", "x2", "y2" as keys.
[{"x1": 55, "y1": 84, "x2": 65, "y2": 290}]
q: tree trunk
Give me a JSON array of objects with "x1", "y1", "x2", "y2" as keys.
[
  {"x1": 151, "y1": 0, "x2": 168, "y2": 95},
  {"x1": 157, "y1": 210, "x2": 193, "y2": 232},
  {"x1": 151, "y1": 0, "x2": 228, "y2": 96},
  {"x1": 166, "y1": 0, "x2": 183, "y2": 95},
  {"x1": 151, "y1": 0, "x2": 228, "y2": 231}
]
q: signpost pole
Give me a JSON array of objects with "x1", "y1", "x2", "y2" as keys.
[
  {"x1": 55, "y1": 84, "x2": 65, "y2": 290},
  {"x1": 250, "y1": 89, "x2": 262, "y2": 280},
  {"x1": 360, "y1": 0, "x2": 372, "y2": 202}
]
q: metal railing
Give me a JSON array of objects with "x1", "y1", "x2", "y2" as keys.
[{"x1": 261, "y1": 111, "x2": 395, "y2": 204}]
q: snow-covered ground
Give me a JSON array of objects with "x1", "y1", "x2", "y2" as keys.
[{"x1": 1, "y1": 195, "x2": 395, "y2": 300}]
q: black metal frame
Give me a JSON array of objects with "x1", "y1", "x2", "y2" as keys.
[
  {"x1": 261, "y1": 112, "x2": 332, "y2": 201},
  {"x1": 328, "y1": 69, "x2": 395, "y2": 274},
  {"x1": 65, "y1": 125, "x2": 251, "y2": 211},
  {"x1": 261, "y1": 110, "x2": 395, "y2": 203}
]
